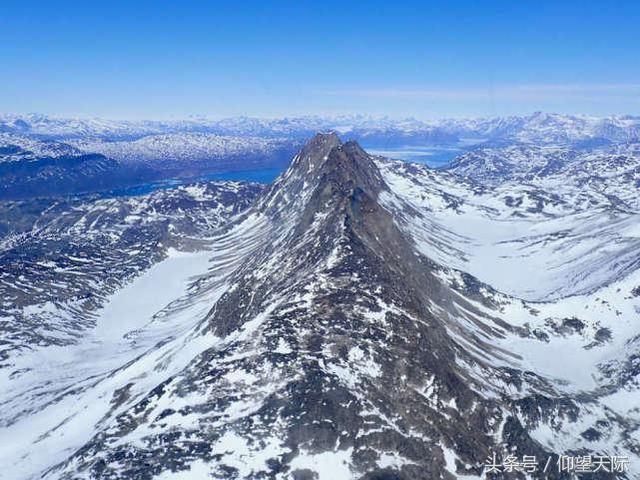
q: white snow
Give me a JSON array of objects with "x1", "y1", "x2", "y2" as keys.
[
  {"x1": 0, "y1": 249, "x2": 223, "y2": 480},
  {"x1": 289, "y1": 448, "x2": 354, "y2": 479},
  {"x1": 153, "y1": 460, "x2": 212, "y2": 479}
]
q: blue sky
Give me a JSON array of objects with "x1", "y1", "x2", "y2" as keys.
[{"x1": 1, "y1": 0, "x2": 638, "y2": 119}]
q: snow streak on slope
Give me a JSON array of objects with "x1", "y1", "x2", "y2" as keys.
[
  {"x1": 380, "y1": 157, "x2": 640, "y2": 300},
  {"x1": 0, "y1": 207, "x2": 271, "y2": 480},
  {"x1": 0, "y1": 249, "x2": 215, "y2": 479},
  {"x1": 0, "y1": 181, "x2": 261, "y2": 363},
  {"x1": 377, "y1": 151, "x2": 640, "y2": 477}
]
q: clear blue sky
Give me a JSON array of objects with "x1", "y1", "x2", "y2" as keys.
[{"x1": 1, "y1": 0, "x2": 638, "y2": 119}]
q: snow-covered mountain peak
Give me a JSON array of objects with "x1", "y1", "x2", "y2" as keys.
[
  {"x1": 301, "y1": 135, "x2": 384, "y2": 193},
  {"x1": 3, "y1": 133, "x2": 640, "y2": 479},
  {"x1": 258, "y1": 133, "x2": 385, "y2": 219},
  {"x1": 281, "y1": 131, "x2": 342, "y2": 178}
]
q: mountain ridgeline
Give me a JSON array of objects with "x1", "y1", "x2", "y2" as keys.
[{"x1": 2, "y1": 133, "x2": 639, "y2": 480}]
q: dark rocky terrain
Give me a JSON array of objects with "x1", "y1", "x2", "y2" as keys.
[{"x1": 1, "y1": 134, "x2": 639, "y2": 479}]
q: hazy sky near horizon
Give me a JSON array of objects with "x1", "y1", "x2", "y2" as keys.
[{"x1": 1, "y1": 0, "x2": 639, "y2": 120}]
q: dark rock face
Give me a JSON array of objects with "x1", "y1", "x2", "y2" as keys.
[{"x1": 7, "y1": 134, "x2": 635, "y2": 480}]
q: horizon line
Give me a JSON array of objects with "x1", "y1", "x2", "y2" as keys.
[{"x1": 1, "y1": 110, "x2": 638, "y2": 124}]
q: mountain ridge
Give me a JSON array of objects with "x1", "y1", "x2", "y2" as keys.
[
  {"x1": 2, "y1": 112, "x2": 639, "y2": 145},
  {"x1": 1, "y1": 134, "x2": 639, "y2": 479},
  {"x1": 40, "y1": 135, "x2": 572, "y2": 479}
]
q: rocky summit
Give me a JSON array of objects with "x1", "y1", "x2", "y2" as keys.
[{"x1": 2, "y1": 133, "x2": 640, "y2": 480}]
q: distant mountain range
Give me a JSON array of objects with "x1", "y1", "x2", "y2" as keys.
[
  {"x1": 2, "y1": 112, "x2": 639, "y2": 144},
  {"x1": 1, "y1": 112, "x2": 638, "y2": 201},
  {"x1": 0, "y1": 132, "x2": 295, "y2": 200}
]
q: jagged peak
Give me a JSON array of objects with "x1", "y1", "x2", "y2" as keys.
[
  {"x1": 260, "y1": 132, "x2": 385, "y2": 217},
  {"x1": 279, "y1": 132, "x2": 380, "y2": 182},
  {"x1": 283, "y1": 131, "x2": 341, "y2": 178},
  {"x1": 316, "y1": 138, "x2": 384, "y2": 196},
  {"x1": 307, "y1": 131, "x2": 341, "y2": 148}
]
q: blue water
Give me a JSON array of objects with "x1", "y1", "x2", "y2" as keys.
[
  {"x1": 361, "y1": 144, "x2": 468, "y2": 168},
  {"x1": 101, "y1": 167, "x2": 283, "y2": 199}
]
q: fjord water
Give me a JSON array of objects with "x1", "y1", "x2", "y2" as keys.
[
  {"x1": 361, "y1": 143, "x2": 470, "y2": 167},
  {"x1": 102, "y1": 166, "x2": 283, "y2": 198}
]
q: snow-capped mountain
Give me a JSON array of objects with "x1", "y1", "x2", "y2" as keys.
[
  {"x1": 1, "y1": 134, "x2": 638, "y2": 479},
  {"x1": 3, "y1": 112, "x2": 639, "y2": 145},
  {"x1": 435, "y1": 112, "x2": 640, "y2": 145},
  {"x1": 0, "y1": 180, "x2": 262, "y2": 363},
  {"x1": 0, "y1": 113, "x2": 453, "y2": 142},
  {"x1": 0, "y1": 133, "x2": 125, "y2": 199},
  {"x1": 2, "y1": 112, "x2": 638, "y2": 201},
  {"x1": 0, "y1": 114, "x2": 221, "y2": 140},
  {"x1": 0, "y1": 133, "x2": 80, "y2": 161},
  {"x1": 447, "y1": 143, "x2": 640, "y2": 210},
  {"x1": 0, "y1": 132, "x2": 293, "y2": 199},
  {"x1": 69, "y1": 134, "x2": 293, "y2": 164}
]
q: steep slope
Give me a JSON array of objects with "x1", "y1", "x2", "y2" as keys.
[
  {"x1": 439, "y1": 142, "x2": 640, "y2": 299},
  {"x1": 379, "y1": 157, "x2": 640, "y2": 477},
  {"x1": 1, "y1": 134, "x2": 638, "y2": 480},
  {"x1": 19, "y1": 134, "x2": 492, "y2": 479},
  {"x1": 0, "y1": 181, "x2": 261, "y2": 363}
]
